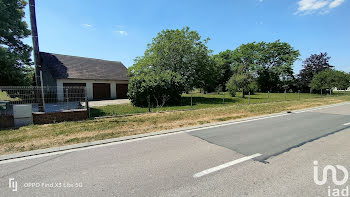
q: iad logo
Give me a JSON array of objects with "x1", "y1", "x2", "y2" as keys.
[
  {"x1": 314, "y1": 161, "x2": 349, "y2": 197},
  {"x1": 9, "y1": 178, "x2": 17, "y2": 192}
]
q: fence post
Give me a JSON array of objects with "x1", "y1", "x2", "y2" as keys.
[
  {"x1": 223, "y1": 92, "x2": 225, "y2": 104},
  {"x1": 310, "y1": 89, "x2": 312, "y2": 99},
  {"x1": 248, "y1": 92, "x2": 251, "y2": 105},
  {"x1": 85, "y1": 87, "x2": 90, "y2": 118},
  {"x1": 66, "y1": 88, "x2": 69, "y2": 110},
  {"x1": 148, "y1": 95, "x2": 151, "y2": 112},
  {"x1": 298, "y1": 90, "x2": 300, "y2": 100},
  {"x1": 267, "y1": 91, "x2": 270, "y2": 103},
  {"x1": 284, "y1": 90, "x2": 286, "y2": 101},
  {"x1": 321, "y1": 89, "x2": 323, "y2": 96},
  {"x1": 191, "y1": 93, "x2": 193, "y2": 109}
]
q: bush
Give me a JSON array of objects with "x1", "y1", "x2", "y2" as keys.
[
  {"x1": 226, "y1": 74, "x2": 257, "y2": 97},
  {"x1": 128, "y1": 70, "x2": 185, "y2": 107},
  {"x1": 226, "y1": 78, "x2": 238, "y2": 97}
]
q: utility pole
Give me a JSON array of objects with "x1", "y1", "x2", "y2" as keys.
[{"x1": 29, "y1": 0, "x2": 44, "y2": 112}]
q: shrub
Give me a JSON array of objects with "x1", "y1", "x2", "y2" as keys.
[
  {"x1": 128, "y1": 70, "x2": 185, "y2": 107},
  {"x1": 226, "y1": 74, "x2": 257, "y2": 97}
]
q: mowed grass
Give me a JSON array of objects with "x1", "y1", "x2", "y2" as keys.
[
  {"x1": 1, "y1": 95, "x2": 350, "y2": 155},
  {"x1": 0, "y1": 90, "x2": 20, "y2": 101},
  {"x1": 90, "y1": 92, "x2": 349, "y2": 117}
]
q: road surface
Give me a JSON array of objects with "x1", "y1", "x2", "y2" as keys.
[{"x1": 1, "y1": 103, "x2": 350, "y2": 196}]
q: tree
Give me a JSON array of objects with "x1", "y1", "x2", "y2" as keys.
[
  {"x1": 229, "y1": 40, "x2": 299, "y2": 93},
  {"x1": 310, "y1": 69, "x2": 350, "y2": 93},
  {"x1": 226, "y1": 42, "x2": 261, "y2": 97},
  {"x1": 213, "y1": 50, "x2": 234, "y2": 91},
  {"x1": 298, "y1": 52, "x2": 333, "y2": 91},
  {"x1": 226, "y1": 64, "x2": 257, "y2": 98},
  {"x1": 256, "y1": 40, "x2": 300, "y2": 92},
  {"x1": 0, "y1": 0, "x2": 33, "y2": 85},
  {"x1": 129, "y1": 27, "x2": 213, "y2": 92},
  {"x1": 128, "y1": 69, "x2": 185, "y2": 107}
]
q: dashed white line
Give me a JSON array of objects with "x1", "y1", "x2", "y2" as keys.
[
  {"x1": 343, "y1": 122, "x2": 350, "y2": 126},
  {"x1": 193, "y1": 153, "x2": 262, "y2": 178}
]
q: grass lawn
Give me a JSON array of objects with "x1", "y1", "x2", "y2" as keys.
[
  {"x1": 0, "y1": 90, "x2": 20, "y2": 101},
  {"x1": 1, "y1": 95, "x2": 350, "y2": 155},
  {"x1": 90, "y1": 92, "x2": 349, "y2": 117}
]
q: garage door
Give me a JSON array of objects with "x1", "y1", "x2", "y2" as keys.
[
  {"x1": 63, "y1": 83, "x2": 86, "y2": 101},
  {"x1": 93, "y1": 83, "x2": 111, "y2": 100},
  {"x1": 116, "y1": 84, "x2": 128, "y2": 99}
]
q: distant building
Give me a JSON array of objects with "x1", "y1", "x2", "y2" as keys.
[
  {"x1": 333, "y1": 87, "x2": 350, "y2": 91},
  {"x1": 40, "y1": 52, "x2": 129, "y2": 101}
]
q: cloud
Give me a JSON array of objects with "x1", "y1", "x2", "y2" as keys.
[
  {"x1": 81, "y1": 24, "x2": 93, "y2": 28},
  {"x1": 118, "y1": 31, "x2": 128, "y2": 36},
  {"x1": 295, "y1": 0, "x2": 346, "y2": 15},
  {"x1": 297, "y1": 0, "x2": 329, "y2": 12},
  {"x1": 329, "y1": 0, "x2": 345, "y2": 8}
]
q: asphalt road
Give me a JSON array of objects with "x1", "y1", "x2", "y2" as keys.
[{"x1": 1, "y1": 103, "x2": 350, "y2": 196}]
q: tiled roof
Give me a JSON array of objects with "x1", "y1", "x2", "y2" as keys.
[{"x1": 40, "y1": 52, "x2": 129, "y2": 81}]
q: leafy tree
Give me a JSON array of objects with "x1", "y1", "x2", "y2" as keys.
[
  {"x1": 128, "y1": 69, "x2": 185, "y2": 107},
  {"x1": 226, "y1": 64, "x2": 257, "y2": 97},
  {"x1": 129, "y1": 27, "x2": 213, "y2": 92},
  {"x1": 0, "y1": 0, "x2": 33, "y2": 85},
  {"x1": 231, "y1": 42, "x2": 260, "y2": 76},
  {"x1": 225, "y1": 42, "x2": 260, "y2": 97},
  {"x1": 213, "y1": 50, "x2": 234, "y2": 91},
  {"x1": 229, "y1": 41, "x2": 299, "y2": 93},
  {"x1": 298, "y1": 52, "x2": 333, "y2": 91},
  {"x1": 310, "y1": 69, "x2": 350, "y2": 93},
  {"x1": 256, "y1": 40, "x2": 300, "y2": 92}
]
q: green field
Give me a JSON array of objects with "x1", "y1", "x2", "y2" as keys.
[{"x1": 90, "y1": 91, "x2": 349, "y2": 117}]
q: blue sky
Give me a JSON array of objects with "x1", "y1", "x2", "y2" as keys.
[{"x1": 24, "y1": 0, "x2": 349, "y2": 73}]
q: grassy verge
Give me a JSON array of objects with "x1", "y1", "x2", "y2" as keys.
[
  {"x1": 90, "y1": 92, "x2": 349, "y2": 117},
  {"x1": 1, "y1": 96, "x2": 350, "y2": 155}
]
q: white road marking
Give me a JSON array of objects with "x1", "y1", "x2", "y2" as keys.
[
  {"x1": 344, "y1": 122, "x2": 350, "y2": 126},
  {"x1": 193, "y1": 153, "x2": 262, "y2": 178}
]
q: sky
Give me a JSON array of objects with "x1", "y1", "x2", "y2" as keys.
[{"x1": 24, "y1": 0, "x2": 350, "y2": 73}]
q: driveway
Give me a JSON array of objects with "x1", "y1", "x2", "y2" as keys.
[{"x1": 87, "y1": 99, "x2": 130, "y2": 107}]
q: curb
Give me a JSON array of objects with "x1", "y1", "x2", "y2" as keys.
[{"x1": 1, "y1": 101, "x2": 349, "y2": 162}]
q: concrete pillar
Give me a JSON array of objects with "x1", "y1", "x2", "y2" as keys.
[
  {"x1": 111, "y1": 82, "x2": 116, "y2": 99},
  {"x1": 57, "y1": 80, "x2": 64, "y2": 101},
  {"x1": 86, "y1": 82, "x2": 93, "y2": 100}
]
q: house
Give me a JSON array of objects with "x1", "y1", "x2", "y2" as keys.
[{"x1": 40, "y1": 52, "x2": 129, "y2": 101}]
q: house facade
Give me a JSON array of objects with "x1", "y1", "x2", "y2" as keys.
[{"x1": 40, "y1": 52, "x2": 129, "y2": 101}]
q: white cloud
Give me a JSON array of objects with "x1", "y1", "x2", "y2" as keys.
[
  {"x1": 329, "y1": 0, "x2": 345, "y2": 8},
  {"x1": 295, "y1": 0, "x2": 346, "y2": 15},
  {"x1": 297, "y1": 0, "x2": 329, "y2": 12},
  {"x1": 81, "y1": 24, "x2": 93, "y2": 28},
  {"x1": 118, "y1": 31, "x2": 128, "y2": 36}
]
